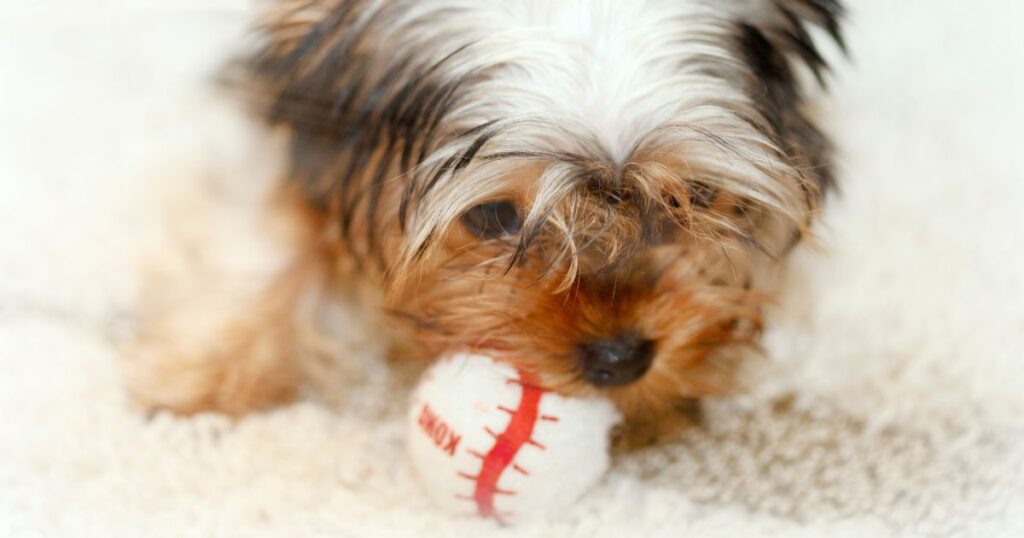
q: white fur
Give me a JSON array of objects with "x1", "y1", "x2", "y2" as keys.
[
  {"x1": 1, "y1": 1, "x2": 1023, "y2": 537},
  {"x1": 351, "y1": 1, "x2": 744, "y2": 155},
  {"x1": 349, "y1": 0, "x2": 805, "y2": 265}
]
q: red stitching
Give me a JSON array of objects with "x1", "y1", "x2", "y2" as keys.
[
  {"x1": 505, "y1": 377, "x2": 547, "y2": 391},
  {"x1": 467, "y1": 369, "x2": 547, "y2": 524},
  {"x1": 511, "y1": 463, "x2": 529, "y2": 476},
  {"x1": 540, "y1": 414, "x2": 559, "y2": 422},
  {"x1": 457, "y1": 471, "x2": 478, "y2": 481}
]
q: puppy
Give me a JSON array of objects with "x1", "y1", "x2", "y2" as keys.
[{"x1": 125, "y1": 0, "x2": 844, "y2": 445}]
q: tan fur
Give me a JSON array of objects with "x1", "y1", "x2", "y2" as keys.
[
  {"x1": 123, "y1": 187, "x2": 329, "y2": 416},
  {"x1": 124, "y1": 0, "x2": 838, "y2": 449},
  {"x1": 124, "y1": 267, "x2": 308, "y2": 416},
  {"x1": 125, "y1": 154, "x2": 780, "y2": 445}
]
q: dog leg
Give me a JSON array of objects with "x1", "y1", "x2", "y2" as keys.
[{"x1": 122, "y1": 179, "x2": 328, "y2": 416}]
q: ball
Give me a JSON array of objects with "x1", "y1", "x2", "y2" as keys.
[{"x1": 407, "y1": 352, "x2": 621, "y2": 523}]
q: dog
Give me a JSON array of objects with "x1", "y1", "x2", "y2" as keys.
[{"x1": 125, "y1": 0, "x2": 844, "y2": 447}]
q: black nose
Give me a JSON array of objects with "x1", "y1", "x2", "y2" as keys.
[{"x1": 578, "y1": 336, "x2": 655, "y2": 387}]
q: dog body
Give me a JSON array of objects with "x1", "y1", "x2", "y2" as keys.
[{"x1": 125, "y1": 0, "x2": 843, "y2": 441}]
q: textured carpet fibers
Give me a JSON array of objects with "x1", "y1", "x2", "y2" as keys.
[{"x1": 1, "y1": 1, "x2": 1022, "y2": 536}]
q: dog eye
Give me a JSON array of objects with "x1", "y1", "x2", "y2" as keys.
[{"x1": 462, "y1": 200, "x2": 522, "y2": 239}]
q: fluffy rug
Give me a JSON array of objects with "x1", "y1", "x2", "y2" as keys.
[{"x1": 2, "y1": 1, "x2": 1022, "y2": 536}]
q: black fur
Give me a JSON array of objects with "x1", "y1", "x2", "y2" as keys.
[
  {"x1": 735, "y1": 0, "x2": 846, "y2": 197},
  {"x1": 248, "y1": 1, "x2": 494, "y2": 265},
  {"x1": 246, "y1": 0, "x2": 846, "y2": 265}
]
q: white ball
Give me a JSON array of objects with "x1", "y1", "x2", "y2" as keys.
[{"x1": 407, "y1": 352, "x2": 621, "y2": 523}]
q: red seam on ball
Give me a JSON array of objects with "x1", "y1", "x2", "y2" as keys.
[{"x1": 470, "y1": 369, "x2": 546, "y2": 523}]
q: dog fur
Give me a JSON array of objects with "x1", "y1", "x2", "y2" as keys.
[{"x1": 124, "y1": 0, "x2": 844, "y2": 446}]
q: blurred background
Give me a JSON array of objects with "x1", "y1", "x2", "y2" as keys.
[{"x1": 1, "y1": 1, "x2": 1022, "y2": 536}]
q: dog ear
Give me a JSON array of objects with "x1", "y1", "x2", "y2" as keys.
[
  {"x1": 231, "y1": 1, "x2": 383, "y2": 212},
  {"x1": 235, "y1": 1, "x2": 478, "y2": 252},
  {"x1": 242, "y1": 2, "x2": 356, "y2": 135},
  {"x1": 727, "y1": 0, "x2": 846, "y2": 86},
  {"x1": 724, "y1": 1, "x2": 846, "y2": 207}
]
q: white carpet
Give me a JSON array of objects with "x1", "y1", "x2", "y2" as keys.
[{"x1": 2, "y1": 1, "x2": 1023, "y2": 536}]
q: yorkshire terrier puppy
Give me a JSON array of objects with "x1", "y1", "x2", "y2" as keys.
[{"x1": 125, "y1": 0, "x2": 844, "y2": 445}]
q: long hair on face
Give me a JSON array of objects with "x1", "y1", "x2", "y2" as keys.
[{"x1": 239, "y1": 0, "x2": 845, "y2": 416}]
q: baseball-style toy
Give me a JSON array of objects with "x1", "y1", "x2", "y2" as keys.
[{"x1": 407, "y1": 352, "x2": 621, "y2": 523}]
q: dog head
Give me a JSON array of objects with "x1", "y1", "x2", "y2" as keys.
[{"x1": 247, "y1": 0, "x2": 844, "y2": 417}]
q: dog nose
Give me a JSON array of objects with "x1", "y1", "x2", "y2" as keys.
[{"x1": 578, "y1": 336, "x2": 655, "y2": 387}]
